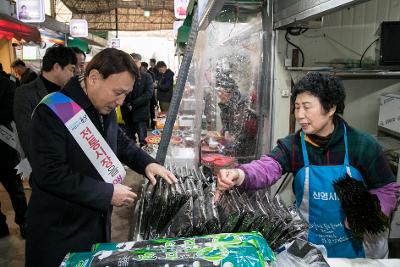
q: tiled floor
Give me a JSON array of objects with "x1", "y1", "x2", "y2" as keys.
[{"x1": 0, "y1": 171, "x2": 144, "y2": 267}]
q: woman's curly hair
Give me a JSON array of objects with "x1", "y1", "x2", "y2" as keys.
[{"x1": 291, "y1": 72, "x2": 346, "y2": 115}]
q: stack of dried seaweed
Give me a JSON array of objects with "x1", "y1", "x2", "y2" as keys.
[
  {"x1": 131, "y1": 166, "x2": 308, "y2": 251},
  {"x1": 333, "y1": 175, "x2": 389, "y2": 240}
]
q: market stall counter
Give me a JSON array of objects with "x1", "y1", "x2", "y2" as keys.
[{"x1": 327, "y1": 258, "x2": 400, "y2": 267}]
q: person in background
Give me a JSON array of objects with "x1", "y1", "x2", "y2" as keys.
[
  {"x1": 71, "y1": 47, "x2": 86, "y2": 77},
  {"x1": 216, "y1": 72, "x2": 400, "y2": 259},
  {"x1": 121, "y1": 53, "x2": 153, "y2": 147},
  {"x1": 148, "y1": 58, "x2": 159, "y2": 82},
  {"x1": 142, "y1": 62, "x2": 157, "y2": 130},
  {"x1": 216, "y1": 73, "x2": 257, "y2": 162},
  {"x1": 14, "y1": 45, "x2": 76, "y2": 160},
  {"x1": 11, "y1": 59, "x2": 38, "y2": 86},
  {"x1": 25, "y1": 48, "x2": 176, "y2": 266},
  {"x1": 0, "y1": 75, "x2": 28, "y2": 238},
  {"x1": 0, "y1": 63, "x2": 11, "y2": 79},
  {"x1": 155, "y1": 61, "x2": 174, "y2": 113}
]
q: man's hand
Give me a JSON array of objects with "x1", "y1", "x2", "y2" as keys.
[
  {"x1": 111, "y1": 184, "x2": 137, "y2": 207},
  {"x1": 145, "y1": 163, "x2": 177, "y2": 185}
]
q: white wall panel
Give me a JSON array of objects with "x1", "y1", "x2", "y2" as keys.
[
  {"x1": 289, "y1": 0, "x2": 400, "y2": 64},
  {"x1": 273, "y1": 0, "x2": 400, "y2": 139}
]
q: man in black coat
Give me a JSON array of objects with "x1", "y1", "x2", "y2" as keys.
[
  {"x1": 146, "y1": 60, "x2": 158, "y2": 129},
  {"x1": 14, "y1": 46, "x2": 77, "y2": 161},
  {"x1": 154, "y1": 61, "x2": 174, "y2": 112},
  {"x1": 11, "y1": 59, "x2": 38, "y2": 86},
  {"x1": 25, "y1": 48, "x2": 177, "y2": 267},
  {"x1": 0, "y1": 75, "x2": 28, "y2": 238},
  {"x1": 121, "y1": 53, "x2": 153, "y2": 146}
]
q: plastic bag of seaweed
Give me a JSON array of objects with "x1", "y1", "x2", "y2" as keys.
[
  {"x1": 62, "y1": 232, "x2": 276, "y2": 267},
  {"x1": 216, "y1": 190, "x2": 243, "y2": 233},
  {"x1": 130, "y1": 184, "x2": 146, "y2": 241},
  {"x1": 139, "y1": 182, "x2": 156, "y2": 240},
  {"x1": 247, "y1": 191, "x2": 271, "y2": 233},
  {"x1": 161, "y1": 196, "x2": 194, "y2": 238},
  {"x1": 198, "y1": 182, "x2": 221, "y2": 235},
  {"x1": 270, "y1": 205, "x2": 308, "y2": 250},
  {"x1": 253, "y1": 190, "x2": 287, "y2": 246},
  {"x1": 272, "y1": 238, "x2": 329, "y2": 267},
  {"x1": 235, "y1": 192, "x2": 259, "y2": 232}
]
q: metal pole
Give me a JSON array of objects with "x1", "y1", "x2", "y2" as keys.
[
  {"x1": 115, "y1": 7, "x2": 118, "y2": 38},
  {"x1": 256, "y1": 0, "x2": 274, "y2": 157}
]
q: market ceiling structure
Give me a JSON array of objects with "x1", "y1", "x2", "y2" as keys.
[{"x1": 60, "y1": 0, "x2": 175, "y2": 31}]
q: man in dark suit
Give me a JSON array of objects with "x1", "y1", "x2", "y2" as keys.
[
  {"x1": 0, "y1": 75, "x2": 28, "y2": 238},
  {"x1": 14, "y1": 46, "x2": 77, "y2": 160},
  {"x1": 25, "y1": 48, "x2": 177, "y2": 266},
  {"x1": 11, "y1": 59, "x2": 38, "y2": 86},
  {"x1": 121, "y1": 53, "x2": 153, "y2": 146},
  {"x1": 154, "y1": 61, "x2": 174, "y2": 112}
]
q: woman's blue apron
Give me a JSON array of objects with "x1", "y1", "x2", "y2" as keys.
[{"x1": 294, "y1": 124, "x2": 365, "y2": 258}]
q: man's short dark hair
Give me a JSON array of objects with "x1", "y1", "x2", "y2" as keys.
[
  {"x1": 130, "y1": 53, "x2": 142, "y2": 61},
  {"x1": 41, "y1": 46, "x2": 77, "y2": 72},
  {"x1": 156, "y1": 61, "x2": 167, "y2": 68},
  {"x1": 291, "y1": 72, "x2": 346, "y2": 115},
  {"x1": 150, "y1": 58, "x2": 156, "y2": 64},
  {"x1": 85, "y1": 48, "x2": 139, "y2": 81},
  {"x1": 71, "y1": 47, "x2": 86, "y2": 59},
  {"x1": 11, "y1": 59, "x2": 26, "y2": 68},
  {"x1": 141, "y1": 62, "x2": 148, "y2": 68}
]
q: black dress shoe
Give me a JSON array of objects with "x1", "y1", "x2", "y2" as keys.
[{"x1": 0, "y1": 224, "x2": 9, "y2": 238}]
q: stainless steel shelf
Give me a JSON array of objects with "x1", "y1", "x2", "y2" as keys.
[{"x1": 288, "y1": 67, "x2": 400, "y2": 80}]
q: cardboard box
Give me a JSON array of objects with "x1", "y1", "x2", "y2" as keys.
[{"x1": 378, "y1": 94, "x2": 400, "y2": 135}]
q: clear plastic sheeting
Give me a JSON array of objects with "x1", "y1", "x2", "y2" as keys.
[
  {"x1": 198, "y1": 16, "x2": 263, "y2": 164},
  {"x1": 165, "y1": 10, "x2": 264, "y2": 166}
]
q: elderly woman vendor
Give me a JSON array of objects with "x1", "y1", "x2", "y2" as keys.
[{"x1": 216, "y1": 72, "x2": 400, "y2": 258}]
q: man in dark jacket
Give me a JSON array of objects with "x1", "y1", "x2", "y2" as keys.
[
  {"x1": 11, "y1": 59, "x2": 37, "y2": 86},
  {"x1": 0, "y1": 75, "x2": 28, "y2": 238},
  {"x1": 148, "y1": 58, "x2": 160, "y2": 82},
  {"x1": 25, "y1": 48, "x2": 176, "y2": 267},
  {"x1": 14, "y1": 46, "x2": 77, "y2": 160},
  {"x1": 155, "y1": 61, "x2": 174, "y2": 112},
  {"x1": 143, "y1": 61, "x2": 158, "y2": 129},
  {"x1": 217, "y1": 74, "x2": 258, "y2": 163},
  {"x1": 121, "y1": 53, "x2": 153, "y2": 147},
  {"x1": 0, "y1": 63, "x2": 11, "y2": 79}
]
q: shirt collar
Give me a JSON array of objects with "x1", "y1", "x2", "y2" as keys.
[
  {"x1": 40, "y1": 75, "x2": 61, "y2": 93},
  {"x1": 301, "y1": 116, "x2": 345, "y2": 149}
]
